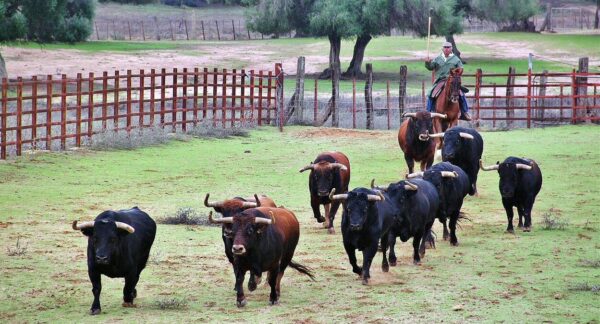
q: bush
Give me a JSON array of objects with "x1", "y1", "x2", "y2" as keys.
[
  {"x1": 541, "y1": 211, "x2": 569, "y2": 230},
  {"x1": 154, "y1": 297, "x2": 188, "y2": 310},
  {"x1": 89, "y1": 127, "x2": 175, "y2": 151},
  {"x1": 159, "y1": 207, "x2": 220, "y2": 226},
  {"x1": 57, "y1": 16, "x2": 93, "y2": 43},
  {"x1": 0, "y1": 11, "x2": 28, "y2": 41}
]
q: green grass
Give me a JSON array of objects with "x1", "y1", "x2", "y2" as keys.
[
  {"x1": 0, "y1": 125, "x2": 599, "y2": 322},
  {"x1": 468, "y1": 33, "x2": 600, "y2": 58}
]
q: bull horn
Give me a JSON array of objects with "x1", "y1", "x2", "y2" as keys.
[
  {"x1": 299, "y1": 164, "x2": 314, "y2": 173},
  {"x1": 241, "y1": 201, "x2": 258, "y2": 208},
  {"x1": 203, "y1": 193, "x2": 224, "y2": 208},
  {"x1": 404, "y1": 181, "x2": 418, "y2": 191},
  {"x1": 459, "y1": 132, "x2": 474, "y2": 140},
  {"x1": 254, "y1": 214, "x2": 273, "y2": 225},
  {"x1": 330, "y1": 163, "x2": 348, "y2": 171},
  {"x1": 402, "y1": 112, "x2": 417, "y2": 118},
  {"x1": 516, "y1": 163, "x2": 532, "y2": 170},
  {"x1": 430, "y1": 113, "x2": 447, "y2": 119},
  {"x1": 208, "y1": 211, "x2": 233, "y2": 224},
  {"x1": 253, "y1": 194, "x2": 261, "y2": 207},
  {"x1": 441, "y1": 171, "x2": 458, "y2": 178},
  {"x1": 72, "y1": 220, "x2": 94, "y2": 231},
  {"x1": 370, "y1": 179, "x2": 388, "y2": 191},
  {"x1": 406, "y1": 172, "x2": 424, "y2": 179},
  {"x1": 328, "y1": 188, "x2": 348, "y2": 201},
  {"x1": 479, "y1": 159, "x2": 499, "y2": 171},
  {"x1": 115, "y1": 222, "x2": 135, "y2": 234},
  {"x1": 268, "y1": 211, "x2": 276, "y2": 224},
  {"x1": 428, "y1": 132, "x2": 445, "y2": 138},
  {"x1": 367, "y1": 191, "x2": 384, "y2": 202}
]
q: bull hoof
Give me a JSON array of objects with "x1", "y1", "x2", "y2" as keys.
[
  {"x1": 362, "y1": 278, "x2": 369, "y2": 285},
  {"x1": 523, "y1": 227, "x2": 531, "y2": 232},
  {"x1": 419, "y1": 251, "x2": 426, "y2": 259},
  {"x1": 443, "y1": 234, "x2": 449, "y2": 241},
  {"x1": 269, "y1": 299, "x2": 279, "y2": 306},
  {"x1": 316, "y1": 216, "x2": 325, "y2": 223},
  {"x1": 517, "y1": 223, "x2": 524, "y2": 228},
  {"x1": 413, "y1": 260, "x2": 422, "y2": 266},
  {"x1": 121, "y1": 302, "x2": 136, "y2": 308},
  {"x1": 450, "y1": 241, "x2": 459, "y2": 247},
  {"x1": 327, "y1": 227, "x2": 335, "y2": 235},
  {"x1": 389, "y1": 259, "x2": 397, "y2": 267},
  {"x1": 237, "y1": 299, "x2": 247, "y2": 308},
  {"x1": 89, "y1": 308, "x2": 101, "y2": 315},
  {"x1": 382, "y1": 264, "x2": 389, "y2": 273},
  {"x1": 424, "y1": 241, "x2": 435, "y2": 249},
  {"x1": 506, "y1": 228, "x2": 515, "y2": 234},
  {"x1": 132, "y1": 289, "x2": 137, "y2": 299},
  {"x1": 322, "y1": 221, "x2": 329, "y2": 228},
  {"x1": 353, "y1": 267, "x2": 363, "y2": 275}
]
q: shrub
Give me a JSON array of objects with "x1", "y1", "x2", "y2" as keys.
[
  {"x1": 159, "y1": 207, "x2": 220, "y2": 226},
  {"x1": 154, "y1": 297, "x2": 188, "y2": 310},
  {"x1": 6, "y1": 236, "x2": 28, "y2": 256},
  {"x1": 541, "y1": 211, "x2": 568, "y2": 230},
  {"x1": 568, "y1": 283, "x2": 600, "y2": 293},
  {"x1": 57, "y1": 16, "x2": 93, "y2": 43},
  {"x1": 89, "y1": 127, "x2": 173, "y2": 151}
]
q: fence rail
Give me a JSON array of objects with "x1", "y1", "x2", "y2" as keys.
[
  {"x1": 3, "y1": 65, "x2": 600, "y2": 160},
  {"x1": 1, "y1": 64, "x2": 282, "y2": 159},
  {"x1": 293, "y1": 69, "x2": 600, "y2": 130}
]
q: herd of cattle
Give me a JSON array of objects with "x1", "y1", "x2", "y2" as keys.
[{"x1": 71, "y1": 111, "x2": 543, "y2": 314}]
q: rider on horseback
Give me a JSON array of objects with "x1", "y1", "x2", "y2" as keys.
[{"x1": 425, "y1": 41, "x2": 472, "y2": 121}]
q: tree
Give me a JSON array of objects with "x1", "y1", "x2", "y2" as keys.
[
  {"x1": 392, "y1": 0, "x2": 463, "y2": 57},
  {"x1": 343, "y1": 0, "x2": 390, "y2": 78},
  {"x1": 21, "y1": 0, "x2": 95, "y2": 42},
  {"x1": 471, "y1": 0, "x2": 539, "y2": 31},
  {"x1": 309, "y1": 0, "x2": 362, "y2": 78}
]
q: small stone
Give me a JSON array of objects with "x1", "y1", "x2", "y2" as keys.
[
  {"x1": 452, "y1": 304, "x2": 464, "y2": 311},
  {"x1": 554, "y1": 293, "x2": 563, "y2": 300}
]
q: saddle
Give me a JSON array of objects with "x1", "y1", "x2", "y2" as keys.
[{"x1": 430, "y1": 79, "x2": 470, "y2": 99}]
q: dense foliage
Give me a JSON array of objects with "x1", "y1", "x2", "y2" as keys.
[{"x1": 0, "y1": 0, "x2": 95, "y2": 42}]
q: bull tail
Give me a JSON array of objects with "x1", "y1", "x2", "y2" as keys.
[
  {"x1": 456, "y1": 212, "x2": 472, "y2": 229},
  {"x1": 289, "y1": 260, "x2": 316, "y2": 281},
  {"x1": 424, "y1": 228, "x2": 436, "y2": 249}
]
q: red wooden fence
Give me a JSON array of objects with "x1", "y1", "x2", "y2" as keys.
[
  {"x1": 0, "y1": 64, "x2": 282, "y2": 159},
  {"x1": 308, "y1": 70, "x2": 600, "y2": 129}
]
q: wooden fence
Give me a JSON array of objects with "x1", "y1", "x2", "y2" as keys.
[
  {"x1": 0, "y1": 64, "x2": 283, "y2": 159},
  {"x1": 286, "y1": 60, "x2": 600, "y2": 130}
]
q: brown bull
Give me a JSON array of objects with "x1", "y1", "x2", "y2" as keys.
[
  {"x1": 204, "y1": 193, "x2": 277, "y2": 291},
  {"x1": 209, "y1": 207, "x2": 314, "y2": 307},
  {"x1": 398, "y1": 111, "x2": 447, "y2": 173},
  {"x1": 299, "y1": 151, "x2": 351, "y2": 234}
]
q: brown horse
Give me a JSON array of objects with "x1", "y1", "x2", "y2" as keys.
[{"x1": 433, "y1": 68, "x2": 463, "y2": 138}]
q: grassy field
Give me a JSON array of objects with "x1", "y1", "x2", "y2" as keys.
[{"x1": 0, "y1": 125, "x2": 599, "y2": 322}]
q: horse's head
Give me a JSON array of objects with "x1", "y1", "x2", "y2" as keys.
[{"x1": 448, "y1": 68, "x2": 462, "y2": 103}]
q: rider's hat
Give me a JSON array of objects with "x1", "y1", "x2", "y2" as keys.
[{"x1": 442, "y1": 41, "x2": 452, "y2": 48}]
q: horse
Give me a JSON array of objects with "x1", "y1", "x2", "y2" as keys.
[{"x1": 433, "y1": 68, "x2": 463, "y2": 139}]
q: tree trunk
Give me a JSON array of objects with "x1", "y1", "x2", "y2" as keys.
[
  {"x1": 445, "y1": 35, "x2": 463, "y2": 62},
  {"x1": 595, "y1": 0, "x2": 599, "y2": 29},
  {"x1": 0, "y1": 52, "x2": 7, "y2": 80},
  {"x1": 318, "y1": 34, "x2": 341, "y2": 80},
  {"x1": 342, "y1": 34, "x2": 372, "y2": 78}
]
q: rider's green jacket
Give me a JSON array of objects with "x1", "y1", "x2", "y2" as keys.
[{"x1": 425, "y1": 53, "x2": 463, "y2": 97}]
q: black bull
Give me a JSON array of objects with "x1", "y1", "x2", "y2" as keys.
[
  {"x1": 407, "y1": 161, "x2": 470, "y2": 246},
  {"x1": 72, "y1": 207, "x2": 156, "y2": 315},
  {"x1": 481, "y1": 157, "x2": 543, "y2": 232},
  {"x1": 429, "y1": 126, "x2": 484, "y2": 196}
]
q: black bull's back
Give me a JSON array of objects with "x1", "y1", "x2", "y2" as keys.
[{"x1": 441, "y1": 126, "x2": 484, "y2": 196}]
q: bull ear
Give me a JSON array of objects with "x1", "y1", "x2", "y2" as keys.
[{"x1": 72, "y1": 220, "x2": 94, "y2": 236}]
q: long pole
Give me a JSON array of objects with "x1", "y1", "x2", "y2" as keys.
[
  {"x1": 427, "y1": 11, "x2": 432, "y2": 59},
  {"x1": 427, "y1": 8, "x2": 434, "y2": 83}
]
